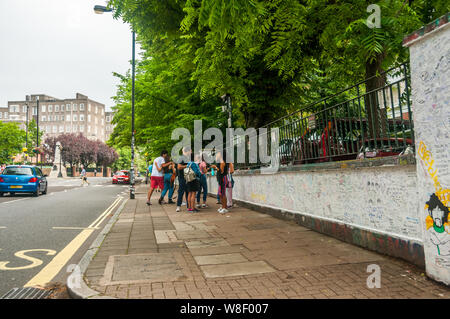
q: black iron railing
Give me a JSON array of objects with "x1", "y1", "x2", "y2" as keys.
[{"x1": 232, "y1": 62, "x2": 414, "y2": 169}]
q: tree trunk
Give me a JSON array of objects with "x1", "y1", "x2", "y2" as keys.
[{"x1": 364, "y1": 54, "x2": 387, "y2": 141}]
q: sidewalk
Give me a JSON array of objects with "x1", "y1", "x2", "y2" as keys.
[{"x1": 82, "y1": 185, "x2": 449, "y2": 299}]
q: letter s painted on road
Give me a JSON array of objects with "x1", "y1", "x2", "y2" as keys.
[{"x1": 0, "y1": 249, "x2": 57, "y2": 270}]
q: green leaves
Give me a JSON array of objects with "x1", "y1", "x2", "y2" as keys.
[{"x1": 107, "y1": 0, "x2": 447, "y2": 154}]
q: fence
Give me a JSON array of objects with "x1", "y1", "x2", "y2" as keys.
[{"x1": 232, "y1": 62, "x2": 414, "y2": 169}]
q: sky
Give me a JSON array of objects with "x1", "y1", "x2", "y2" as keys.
[{"x1": 0, "y1": 0, "x2": 140, "y2": 111}]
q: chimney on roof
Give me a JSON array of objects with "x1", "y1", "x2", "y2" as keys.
[{"x1": 76, "y1": 93, "x2": 88, "y2": 99}]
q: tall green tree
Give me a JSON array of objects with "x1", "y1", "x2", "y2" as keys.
[
  {"x1": 0, "y1": 122, "x2": 25, "y2": 164},
  {"x1": 107, "y1": 0, "x2": 449, "y2": 151}
]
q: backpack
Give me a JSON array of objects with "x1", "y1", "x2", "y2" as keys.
[{"x1": 184, "y1": 163, "x2": 196, "y2": 183}]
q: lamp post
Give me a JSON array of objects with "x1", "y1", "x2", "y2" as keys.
[{"x1": 94, "y1": 4, "x2": 136, "y2": 199}]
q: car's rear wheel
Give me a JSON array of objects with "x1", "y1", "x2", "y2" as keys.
[
  {"x1": 0, "y1": 192, "x2": 3, "y2": 197},
  {"x1": 42, "y1": 185, "x2": 47, "y2": 195},
  {"x1": 33, "y1": 189, "x2": 39, "y2": 197},
  {"x1": 10, "y1": 192, "x2": 15, "y2": 197}
]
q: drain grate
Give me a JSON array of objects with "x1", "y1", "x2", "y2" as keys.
[{"x1": 1, "y1": 287, "x2": 51, "y2": 299}]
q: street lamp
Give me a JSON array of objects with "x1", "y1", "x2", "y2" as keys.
[{"x1": 94, "y1": 4, "x2": 136, "y2": 200}]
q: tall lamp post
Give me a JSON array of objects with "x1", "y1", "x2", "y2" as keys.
[{"x1": 94, "y1": 5, "x2": 136, "y2": 199}]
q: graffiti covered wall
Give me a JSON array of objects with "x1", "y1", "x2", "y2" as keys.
[
  {"x1": 209, "y1": 165, "x2": 421, "y2": 243},
  {"x1": 405, "y1": 15, "x2": 450, "y2": 285}
]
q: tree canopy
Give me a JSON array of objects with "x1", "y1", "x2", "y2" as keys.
[{"x1": 107, "y1": 0, "x2": 449, "y2": 157}]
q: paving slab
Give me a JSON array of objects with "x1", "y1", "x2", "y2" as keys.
[
  {"x1": 194, "y1": 253, "x2": 248, "y2": 265},
  {"x1": 200, "y1": 261, "x2": 276, "y2": 278}
]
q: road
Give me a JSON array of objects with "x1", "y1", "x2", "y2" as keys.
[{"x1": 0, "y1": 177, "x2": 130, "y2": 297}]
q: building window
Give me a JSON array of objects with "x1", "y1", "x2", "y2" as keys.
[
  {"x1": 80, "y1": 114, "x2": 84, "y2": 121},
  {"x1": 48, "y1": 115, "x2": 52, "y2": 121},
  {"x1": 73, "y1": 104, "x2": 77, "y2": 111},
  {"x1": 95, "y1": 106, "x2": 98, "y2": 114},
  {"x1": 88, "y1": 126, "x2": 91, "y2": 133},
  {"x1": 4, "y1": 112, "x2": 8, "y2": 118},
  {"x1": 32, "y1": 107, "x2": 37, "y2": 115},
  {"x1": 41, "y1": 105, "x2": 46, "y2": 112},
  {"x1": 0, "y1": 112, "x2": 2, "y2": 119},
  {"x1": 61, "y1": 104, "x2": 65, "y2": 112},
  {"x1": 59, "y1": 126, "x2": 64, "y2": 133},
  {"x1": 46, "y1": 125, "x2": 50, "y2": 133},
  {"x1": 48, "y1": 105, "x2": 53, "y2": 112},
  {"x1": 42, "y1": 116, "x2": 46, "y2": 122},
  {"x1": 88, "y1": 114, "x2": 91, "y2": 122},
  {"x1": 52, "y1": 125, "x2": 57, "y2": 133},
  {"x1": 79, "y1": 125, "x2": 84, "y2": 132},
  {"x1": 73, "y1": 125, "x2": 77, "y2": 132},
  {"x1": 73, "y1": 114, "x2": 77, "y2": 121},
  {"x1": 22, "y1": 105, "x2": 27, "y2": 113},
  {"x1": 88, "y1": 104, "x2": 91, "y2": 111},
  {"x1": 66, "y1": 104, "x2": 70, "y2": 111},
  {"x1": 80, "y1": 103, "x2": 85, "y2": 111},
  {"x1": 106, "y1": 116, "x2": 110, "y2": 122},
  {"x1": 66, "y1": 114, "x2": 71, "y2": 121},
  {"x1": 66, "y1": 126, "x2": 71, "y2": 132},
  {"x1": 55, "y1": 105, "x2": 59, "y2": 112}
]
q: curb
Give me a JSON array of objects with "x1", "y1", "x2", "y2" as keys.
[{"x1": 66, "y1": 197, "x2": 129, "y2": 299}]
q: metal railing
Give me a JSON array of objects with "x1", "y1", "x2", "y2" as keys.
[{"x1": 233, "y1": 62, "x2": 414, "y2": 169}]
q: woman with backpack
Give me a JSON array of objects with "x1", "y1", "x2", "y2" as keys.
[{"x1": 184, "y1": 153, "x2": 201, "y2": 213}]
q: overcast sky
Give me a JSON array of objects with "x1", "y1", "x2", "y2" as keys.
[{"x1": 0, "y1": 0, "x2": 139, "y2": 110}]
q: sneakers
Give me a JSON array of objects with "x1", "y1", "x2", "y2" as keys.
[
  {"x1": 218, "y1": 208, "x2": 228, "y2": 214},
  {"x1": 181, "y1": 202, "x2": 187, "y2": 206},
  {"x1": 176, "y1": 206, "x2": 180, "y2": 212},
  {"x1": 146, "y1": 201, "x2": 152, "y2": 206},
  {"x1": 158, "y1": 198, "x2": 163, "y2": 205},
  {"x1": 168, "y1": 199, "x2": 175, "y2": 204},
  {"x1": 196, "y1": 203, "x2": 201, "y2": 208},
  {"x1": 202, "y1": 204, "x2": 208, "y2": 208}
]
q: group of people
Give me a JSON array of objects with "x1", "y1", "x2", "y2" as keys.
[{"x1": 146, "y1": 146, "x2": 234, "y2": 214}]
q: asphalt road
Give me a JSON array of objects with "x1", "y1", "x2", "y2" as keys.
[{"x1": 0, "y1": 177, "x2": 129, "y2": 297}]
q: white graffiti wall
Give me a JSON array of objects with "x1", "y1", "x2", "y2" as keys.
[
  {"x1": 209, "y1": 165, "x2": 421, "y2": 241},
  {"x1": 408, "y1": 22, "x2": 450, "y2": 284}
]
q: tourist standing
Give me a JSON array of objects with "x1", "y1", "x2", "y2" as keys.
[
  {"x1": 159, "y1": 155, "x2": 176, "y2": 204},
  {"x1": 176, "y1": 146, "x2": 191, "y2": 212},
  {"x1": 196, "y1": 153, "x2": 209, "y2": 208},
  {"x1": 147, "y1": 150, "x2": 169, "y2": 205},
  {"x1": 185, "y1": 156, "x2": 201, "y2": 213}
]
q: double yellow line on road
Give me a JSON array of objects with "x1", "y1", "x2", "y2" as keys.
[{"x1": 24, "y1": 197, "x2": 123, "y2": 288}]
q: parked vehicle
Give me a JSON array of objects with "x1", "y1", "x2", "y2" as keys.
[
  {"x1": 287, "y1": 117, "x2": 413, "y2": 164},
  {"x1": 112, "y1": 170, "x2": 130, "y2": 184},
  {"x1": 0, "y1": 165, "x2": 48, "y2": 197},
  {"x1": 356, "y1": 138, "x2": 413, "y2": 159}
]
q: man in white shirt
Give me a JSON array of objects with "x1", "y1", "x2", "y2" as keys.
[{"x1": 147, "y1": 150, "x2": 171, "y2": 205}]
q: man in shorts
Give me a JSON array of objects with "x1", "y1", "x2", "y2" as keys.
[
  {"x1": 147, "y1": 150, "x2": 170, "y2": 205},
  {"x1": 80, "y1": 166, "x2": 90, "y2": 186}
]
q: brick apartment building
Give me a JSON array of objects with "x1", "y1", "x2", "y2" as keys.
[{"x1": 0, "y1": 93, "x2": 114, "y2": 143}]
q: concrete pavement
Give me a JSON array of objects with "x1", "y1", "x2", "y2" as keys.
[{"x1": 81, "y1": 184, "x2": 450, "y2": 299}]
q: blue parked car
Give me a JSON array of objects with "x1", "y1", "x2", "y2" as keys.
[{"x1": 0, "y1": 165, "x2": 48, "y2": 197}]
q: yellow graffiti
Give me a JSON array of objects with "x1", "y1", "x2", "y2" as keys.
[
  {"x1": 251, "y1": 193, "x2": 267, "y2": 202},
  {"x1": 0, "y1": 249, "x2": 57, "y2": 270},
  {"x1": 418, "y1": 141, "x2": 450, "y2": 206}
]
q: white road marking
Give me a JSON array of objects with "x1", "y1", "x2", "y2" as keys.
[
  {"x1": 1, "y1": 198, "x2": 29, "y2": 204},
  {"x1": 52, "y1": 226, "x2": 99, "y2": 230},
  {"x1": 0, "y1": 226, "x2": 6, "y2": 229}
]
